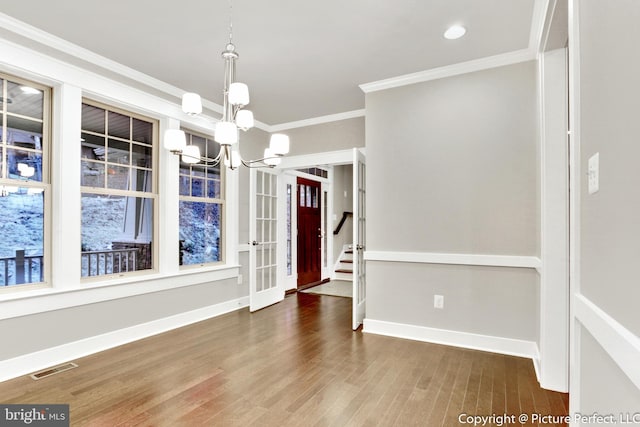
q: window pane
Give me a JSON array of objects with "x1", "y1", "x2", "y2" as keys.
[
  {"x1": 179, "y1": 201, "x2": 221, "y2": 265},
  {"x1": 81, "y1": 133, "x2": 106, "y2": 161},
  {"x1": 106, "y1": 165, "x2": 130, "y2": 190},
  {"x1": 191, "y1": 177, "x2": 204, "y2": 197},
  {"x1": 81, "y1": 194, "x2": 153, "y2": 277},
  {"x1": 206, "y1": 138, "x2": 220, "y2": 159},
  {"x1": 179, "y1": 175, "x2": 190, "y2": 196},
  {"x1": 108, "y1": 111, "x2": 130, "y2": 139},
  {"x1": 0, "y1": 187, "x2": 44, "y2": 286},
  {"x1": 131, "y1": 143, "x2": 151, "y2": 168},
  {"x1": 206, "y1": 179, "x2": 221, "y2": 199},
  {"x1": 133, "y1": 168, "x2": 152, "y2": 193},
  {"x1": 191, "y1": 165, "x2": 205, "y2": 177},
  {"x1": 6, "y1": 81, "x2": 44, "y2": 119},
  {"x1": 7, "y1": 148, "x2": 43, "y2": 182},
  {"x1": 81, "y1": 160, "x2": 105, "y2": 187},
  {"x1": 6, "y1": 116, "x2": 43, "y2": 146},
  {"x1": 132, "y1": 118, "x2": 152, "y2": 144},
  {"x1": 82, "y1": 103, "x2": 105, "y2": 134},
  {"x1": 178, "y1": 130, "x2": 223, "y2": 267},
  {"x1": 107, "y1": 138, "x2": 130, "y2": 165}
]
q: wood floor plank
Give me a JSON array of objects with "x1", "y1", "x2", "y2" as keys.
[{"x1": 0, "y1": 293, "x2": 568, "y2": 426}]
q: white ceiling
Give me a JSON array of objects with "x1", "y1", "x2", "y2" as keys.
[{"x1": 0, "y1": 0, "x2": 539, "y2": 126}]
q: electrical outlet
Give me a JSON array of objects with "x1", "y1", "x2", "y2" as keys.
[
  {"x1": 237, "y1": 274, "x2": 243, "y2": 285},
  {"x1": 434, "y1": 294, "x2": 444, "y2": 309}
]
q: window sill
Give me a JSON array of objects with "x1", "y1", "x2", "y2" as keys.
[{"x1": 0, "y1": 263, "x2": 241, "y2": 321}]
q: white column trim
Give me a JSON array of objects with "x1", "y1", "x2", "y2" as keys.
[
  {"x1": 568, "y1": 0, "x2": 582, "y2": 415},
  {"x1": 51, "y1": 83, "x2": 82, "y2": 290}
]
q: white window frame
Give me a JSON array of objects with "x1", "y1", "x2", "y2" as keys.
[
  {"x1": 178, "y1": 129, "x2": 225, "y2": 268},
  {"x1": 80, "y1": 99, "x2": 159, "y2": 281},
  {"x1": 0, "y1": 72, "x2": 51, "y2": 292}
]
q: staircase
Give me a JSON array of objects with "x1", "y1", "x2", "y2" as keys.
[{"x1": 334, "y1": 246, "x2": 354, "y2": 281}]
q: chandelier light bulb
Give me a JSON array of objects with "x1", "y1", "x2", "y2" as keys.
[
  {"x1": 235, "y1": 109, "x2": 254, "y2": 130},
  {"x1": 269, "y1": 134, "x2": 290, "y2": 156},
  {"x1": 164, "y1": 129, "x2": 187, "y2": 152},
  {"x1": 215, "y1": 121, "x2": 239, "y2": 145},
  {"x1": 224, "y1": 149, "x2": 242, "y2": 169},
  {"x1": 228, "y1": 83, "x2": 250, "y2": 106},
  {"x1": 182, "y1": 93, "x2": 203, "y2": 115},
  {"x1": 20, "y1": 166, "x2": 35, "y2": 178},
  {"x1": 181, "y1": 145, "x2": 201, "y2": 164}
]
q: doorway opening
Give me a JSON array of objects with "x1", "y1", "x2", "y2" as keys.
[{"x1": 296, "y1": 177, "x2": 323, "y2": 288}]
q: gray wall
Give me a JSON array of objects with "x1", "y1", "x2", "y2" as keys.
[
  {"x1": 282, "y1": 117, "x2": 364, "y2": 156},
  {"x1": 365, "y1": 61, "x2": 539, "y2": 341},
  {"x1": 576, "y1": 0, "x2": 640, "y2": 413},
  {"x1": 0, "y1": 278, "x2": 242, "y2": 360}
]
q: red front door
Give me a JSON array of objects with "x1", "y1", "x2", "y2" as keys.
[{"x1": 297, "y1": 177, "x2": 322, "y2": 286}]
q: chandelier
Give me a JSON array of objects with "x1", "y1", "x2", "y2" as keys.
[{"x1": 164, "y1": 5, "x2": 289, "y2": 169}]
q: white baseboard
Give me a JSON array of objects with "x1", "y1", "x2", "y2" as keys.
[
  {"x1": 0, "y1": 296, "x2": 249, "y2": 383},
  {"x1": 363, "y1": 318, "x2": 539, "y2": 361}
]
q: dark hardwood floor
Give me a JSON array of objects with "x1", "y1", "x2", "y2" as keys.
[{"x1": 0, "y1": 293, "x2": 568, "y2": 426}]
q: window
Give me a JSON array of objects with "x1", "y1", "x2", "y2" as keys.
[
  {"x1": 0, "y1": 74, "x2": 50, "y2": 287},
  {"x1": 80, "y1": 101, "x2": 157, "y2": 278},
  {"x1": 178, "y1": 130, "x2": 223, "y2": 266}
]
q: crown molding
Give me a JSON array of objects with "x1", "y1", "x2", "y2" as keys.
[
  {"x1": 269, "y1": 109, "x2": 365, "y2": 132},
  {"x1": 359, "y1": 48, "x2": 536, "y2": 94},
  {"x1": 0, "y1": 13, "x2": 279, "y2": 133},
  {"x1": 529, "y1": 0, "x2": 551, "y2": 55},
  {"x1": 0, "y1": 13, "x2": 205, "y2": 105}
]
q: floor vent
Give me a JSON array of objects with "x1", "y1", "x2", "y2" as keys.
[{"x1": 30, "y1": 362, "x2": 78, "y2": 380}]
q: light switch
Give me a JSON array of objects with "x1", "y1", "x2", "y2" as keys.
[{"x1": 588, "y1": 153, "x2": 599, "y2": 195}]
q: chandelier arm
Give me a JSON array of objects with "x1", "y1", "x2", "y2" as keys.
[
  {"x1": 240, "y1": 159, "x2": 275, "y2": 169},
  {"x1": 197, "y1": 148, "x2": 224, "y2": 166}
]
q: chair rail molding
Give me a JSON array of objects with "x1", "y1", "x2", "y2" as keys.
[{"x1": 364, "y1": 250, "x2": 541, "y2": 271}]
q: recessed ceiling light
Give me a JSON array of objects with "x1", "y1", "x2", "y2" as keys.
[{"x1": 444, "y1": 25, "x2": 466, "y2": 40}]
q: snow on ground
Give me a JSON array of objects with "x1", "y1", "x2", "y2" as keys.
[{"x1": 0, "y1": 191, "x2": 220, "y2": 285}]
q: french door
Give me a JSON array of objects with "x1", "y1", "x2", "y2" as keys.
[
  {"x1": 249, "y1": 168, "x2": 284, "y2": 312},
  {"x1": 352, "y1": 148, "x2": 366, "y2": 330}
]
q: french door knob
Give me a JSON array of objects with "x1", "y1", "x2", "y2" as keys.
[{"x1": 251, "y1": 241, "x2": 259, "y2": 246}]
